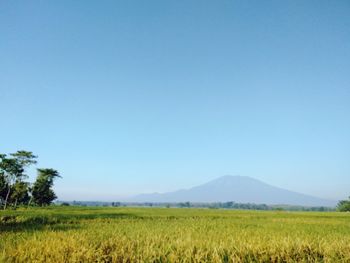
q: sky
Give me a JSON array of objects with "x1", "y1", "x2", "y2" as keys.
[{"x1": 1, "y1": 1, "x2": 349, "y2": 201}]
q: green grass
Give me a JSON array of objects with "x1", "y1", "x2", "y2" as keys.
[{"x1": 1, "y1": 207, "x2": 350, "y2": 262}]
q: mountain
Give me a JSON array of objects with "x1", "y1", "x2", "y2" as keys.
[{"x1": 130, "y1": 175, "x2": 336, "y2": 207}]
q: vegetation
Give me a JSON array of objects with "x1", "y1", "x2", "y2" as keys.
[
  {"x1": 0, "y1": 151, "x2": 60, "y2": 209},
  {"x1": 337, "y1": 196, "x2": 350, "y2": 212},
  {"x1": 0, "y1": 150, "x2": 347, "y2": 262},
  {"x1": 59, "y1": 200, "x2": 335, "y2": 211},
  {"x1": 31, "y1": 168, "x2": 61, "y2": 206},
  {"x1": 1, "y1": 207, "x2": 350, "y2": 262}
]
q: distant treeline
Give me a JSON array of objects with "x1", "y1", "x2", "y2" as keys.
[{"x1": 56, "y1": 200, "x2": 335, "y2": 212}]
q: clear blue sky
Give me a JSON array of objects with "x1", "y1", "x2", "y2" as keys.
[{"x1": 1, "y1": 1, "x2": 349, "y2": 201}]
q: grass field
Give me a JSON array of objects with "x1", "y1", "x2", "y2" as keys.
[{"x1": 1, "y1": 207, "x2": 350, "y2": 262}]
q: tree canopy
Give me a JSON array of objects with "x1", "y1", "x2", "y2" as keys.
[
  {"x1": 32, "y1": 169, "x2": 61, "y2": 206},
  {"x1": 0, "y1": 151, "x2": 60, "y2": 209},
  {"x1": 337, "y1": 197, "x2": 350, "y2": 212}
]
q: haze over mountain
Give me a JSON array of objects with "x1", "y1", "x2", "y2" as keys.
[{"x1": 130, "y1": 176, "x2": 336, "y2": 207}]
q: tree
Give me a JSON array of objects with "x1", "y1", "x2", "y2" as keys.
[
  {"x1": 32, "y1": 168, "x2": 61, "y2": 206},
  {"x1": 337, "y1": 197, "x2": 350, "y2": 212},
  {"x1": 10, "y1": 181, "x2": 30, "y2": 207},
  {"x1": 0, "y1": 155, "x2": 23, "y2": 209},
  {"x1": 0, "y1": 151, "x2": 37, "y2": 210},
  {"x1": 0, "y1": 173, "x2": 8, "y2": 206},
  {"x1": 10, "y1": 151, "x2": 37, "y2": 168}
]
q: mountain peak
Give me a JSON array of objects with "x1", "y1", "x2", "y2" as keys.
[
  {"x1": 214, "y1": 175, "x2": 256, "y2": 181},
  {"x1": 130, "y1": 176, "x2": 336, "y2": 207}
]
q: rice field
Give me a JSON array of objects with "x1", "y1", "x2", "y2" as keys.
[{"x1": 1, "y1": 207, "x2": 350, "y2": 262}]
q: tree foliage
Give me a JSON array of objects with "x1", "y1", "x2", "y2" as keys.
[
  {"x1": 0, "y1": 173, "x2": 8, "y2": 202},
  {"x1": 0, "y1": 151, "x2": 60, "y2": 209},
  {"x1": 337, "y1": 197, "x2": 350, "y2": 212},
  {"x1": 0, "y1": 152, "x2": 36, "y2": 209},
  {"x1": 10, "y1": 181, "x2": 30, "y2": 206},
  {"x1": 32, "y1": 169, "x2": 61, "y2": 206}
]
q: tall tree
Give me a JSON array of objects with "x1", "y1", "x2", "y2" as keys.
[
  {"x1": 32, "y1": 168, "x2": 61, "y2": 206},
  {"x1": 0, "y1": 151, "x2": 37, "y2": 210}
]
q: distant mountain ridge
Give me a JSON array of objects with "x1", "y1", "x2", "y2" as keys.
[{"x1": 130, "y1": 175, "x2": 336, "y2": 207}]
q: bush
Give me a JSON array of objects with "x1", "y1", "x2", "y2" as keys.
[{"x1": 337, "y1": 197, "x2": 350, "y2": 212}]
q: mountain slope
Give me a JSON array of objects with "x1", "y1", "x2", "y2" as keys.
[{"x1": 130, "y1": 175, "x2": 336, "y2": 207}]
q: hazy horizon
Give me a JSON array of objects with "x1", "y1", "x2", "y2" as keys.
[
  {"x1": 1, "y1": 1, "x2": 349, "y2": 201},
  {"x1": 55, "y1": 175, "x2": 339, "y2": 204}
]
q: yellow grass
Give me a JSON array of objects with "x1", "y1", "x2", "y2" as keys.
[{"x1": 1, "y1": 207, "x2": 350, "y2": 262}]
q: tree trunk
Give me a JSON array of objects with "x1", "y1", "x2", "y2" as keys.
[
  {"x1": 28, "y1": 196, "x2": 33, "y2": 208},
  {"x1": 3, "y1": 187, "x2": 11, "y2": 210}
]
